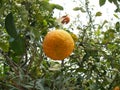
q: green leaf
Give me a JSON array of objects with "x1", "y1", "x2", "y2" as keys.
[
  {"x1": 51, "y1": 4, "x2": 63, "y2": 10},
  {"x1": 95, "y1": 29, "x2": 101, "y2": 36},
  {"x1": 0, "y1": 42, "x2": 9, "y2": 52},
  {"x1": 112, "y1": 0, "x2": 117, "y2": 5},
  {"x1": 0, "y1": 0, "x2": 2, "y2": 8},
  {"x1": 99, "y1": 0, "x2": 106, "y2": 6},
  {"x1": 40, "y1": 1, "x2": 53, "y2": 11},
  {"x1": 43, "y1": 20, "x2": 47, "y2": 26},
  {"x1": 95, "y1": 12, "x2": 102, "y2": 16},
  {"x1": 107, "y1": 44, "x2": 117, "y2": 51},
  {"x1": 103, "y1": 20, "x2": 108, "y2": 25},
  {"x1": 115, "y1": 22, "x2": 120, "y2": 32},
  {"x1": 113, "y1": 14, "x2": 119, "y2": 19},
  {"x1": 10, "y1": 36, "x2": 25, "y2": 55},
  {"x1": 108, "y1": 0, "x2": 113, "y2": 3},
  {"x1": 73, "y1": 7, "x2": 80, "y2": 11},
  {"x1": 49, "y1": 64, "x2": 61, "y2": 71},
  {"x1": 5, "y1": 13, "x2": 17, "y2": 38},
  {"x1": 103, "y1": 29, "x2": 115, "y2": 44},
  {"x1": 102, "y1": 39, "x2": 109, "y2": 44},
  {"x1": 101, "y1": 20, "x2": 108, "y2": 28},
  {"x1": 73, "y1": 7, "x2": 86, "y2": 12}
]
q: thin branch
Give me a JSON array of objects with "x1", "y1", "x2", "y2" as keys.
[
  {"x1": 0, "y1": 49, "x2": 20, "y2": 76},
  {"x1": 85, "y1": 0, "x2": 92, "y2": 24},
  {"x1": 108, "y1": 73, "x2": 119, "y2": 90},
  {"x1": 61, "y1": 60, "x2": 64, "y2": 67},
  {"x1": 0, "y1": 49, "x2": 18, "y2": 69}
]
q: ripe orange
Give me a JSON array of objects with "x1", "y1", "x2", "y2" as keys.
[
  {"x1": 113, "y1": 86, "x2": 120, "y2": 90},
  {"x1": 43, "y1": 29, "x2": 74, "y2": 60}
]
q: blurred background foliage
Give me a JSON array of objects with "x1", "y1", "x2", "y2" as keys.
[{"x1": 0, "y1": 0, "x2": 120, "y2": 90}]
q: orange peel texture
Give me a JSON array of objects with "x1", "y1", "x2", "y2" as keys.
[
  {"x1": 43, "y1": 30, "x2": 74, "y2": 60},
  {"x1": 113, "y1": 86, "x2": 120, "y2": 90}
]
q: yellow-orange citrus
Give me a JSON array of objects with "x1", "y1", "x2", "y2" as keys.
[
  {"x1": 43, "y1": 30, "x2": 74, "y2": 60},
  {"x1": 113, "y1": 86, "x2": 120, "y2": 90}
]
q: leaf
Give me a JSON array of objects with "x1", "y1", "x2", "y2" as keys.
[
  {"x1": 99, "y1": 0, "x2": 106, "y2": 6},
  {"x1": 5, "y1": 13, "x2": 18, "y2": 38},
  {"x1": 51, "y1": 4, "x2": 63, "y2": 10},
  {"x1": 10, "y1": 36, "x2": 25, "y2": 55},
  {"x1": 102, "y1": 39, "x2": 109, "y2": 44},
  {"x1": 76, "y1": 68, "x2": 86, "y2": 72},
  {"x1": 95, "y1": 29, "x2": 101, "y2": 36},
  {"x1": 73, "y1": 7, "x2": 80, "y2": 11},
  {"x1": 0, "y1": 0, "x2": 2, "y2": 8},
  {"x1": 115, "y1": 22, "x2": 120, "y2": 32},
  {"x1": 41, "y1": 1, "x2": 55, "y2": 12},
  {"x1": 95, "y1": 12, "x2": 102, "y2": 16},
  {"x1": 113, "y1": 14, "x2": 119, "y2": 19},
  {"x1": 115, "y1": 8, "x2": 120, "y2": 12},
  {"x1": 70, "y1": 33, "x2": 78, "y2": 42},
  {"x1": 73, "y1": 7, "x2": 86, "y2": 12},
  {"x1": 101, "y1": 20, "x2": 108, "y2": 28},
  {"x1": 103, "y1": 29, "x2": 115, "y2": 44},
  {"x1": 0, "y1": 41, "x2": 9, "y2": 52},
  {"x1": 112, "y1": 0, "x2": 117, "y2": 5},
  {"x1": 49, "y1": 64, "x2": 61, "y2": 71},
  {"x1": 108, "y1": 0, "x2": 113, "y2": 3},
  {"x1": 107, "y1": 44, "x2": 117, "y2": 51},
  {"x1": 43, "y1": 20, "x2": 47, "y2": 26},
  {"x1": 103, "y1": 20, "x2": 108, "y2": 25},
  {"x1": 35, "y1": 79, "x2": 45, "y2": 90}
]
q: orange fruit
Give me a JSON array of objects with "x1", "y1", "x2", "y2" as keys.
[
  {"x1": 113, "y1": 86, "x2": 120, "y2": 90},
  {"x1": 43, "y1": 29, "x2": 74, "y2": 60}
]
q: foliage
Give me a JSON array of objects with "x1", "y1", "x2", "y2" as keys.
[
  {"x1": 0, "y1": 0, "x2": 120, "y2": 90},
  {"x1": 99, "y1": 0, "x2": 120, "y2": 12}
]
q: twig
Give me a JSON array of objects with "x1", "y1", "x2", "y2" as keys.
[
  {"x1": 108, "y1": 73, "x2": 118, "y2": 90},
  {"x1": 85, "y1": 0, "x2": 92, "y2": 24},
  {"x1": 61, "y1": 60, "x2": 64, "y2": 67},
  {"x1": 0, "y1": 49, "x2": 18, "y2": 71}
]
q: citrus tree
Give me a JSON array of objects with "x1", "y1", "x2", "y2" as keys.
[{"x1": 0, "y1": 0, "x2": 120, "y2": 90}]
